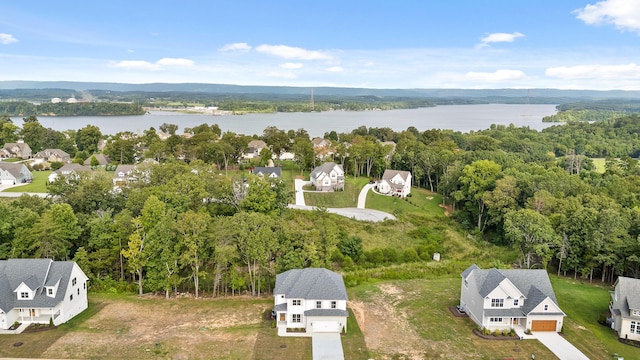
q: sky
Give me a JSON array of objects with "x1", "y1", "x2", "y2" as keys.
[{"x1": 1, "y1": 0, "x2": 640, "y2": 90}]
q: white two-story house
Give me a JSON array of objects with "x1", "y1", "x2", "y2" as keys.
[
  {"x1": 609, "y1": 276, "x2": 640, "y2": 341},
  {"x1": 273, "y1": 268, "x2": 348, "y2": 337},
  {"x1": 460, "y1": 264, "x2": 565, "y2": 332},
  {"x1": 377, "y1": 170, "x2": 412, "y2": 198},
  {"x1": 0, "y1": 259, "x2": 89, "y2": 330},
  {"x1": 310, "y1": 162, "x2": 344, "y2": 192}
]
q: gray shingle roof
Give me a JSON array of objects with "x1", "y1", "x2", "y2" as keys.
[
  {"x1": 310, "y1": 162, "x2": 343, "y2": 179},
  {"x1": 382, "y1": 170, "x2": 411, "y2": 182},
  {"x1": 304, "y1": 308, "x2": 349, "y2": 317},
  {"x1": 0, "y1": 163, "x2": 27, "y2": 178},
  {"x1": 253, "y1": 167, "x2": 282, "y2": 177},
  {"x1": 615, "y1": 276, "x2": 640, "y2": 316},
  {"x1": 274, "y1": 268, "x2": 348, "y2": 301},
  {"x1": 0, "y1": 259, "x2": 76, "y2": 312},
  {"x1": 462, "y1": 264, "x2": 560, "y2": 314}
]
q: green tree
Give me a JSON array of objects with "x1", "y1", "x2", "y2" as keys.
[
  {"x1": 454, "y1": 159, "x2": 502, "y2": 231},
  {"x1": 504, "y1": 209, "x2": 560, "y2": 269},
  {"x1": 75, "y1": 125, "x2": 102, "y2": 154},
  {"x1": 175, "y1": 210, "x2": 212, "y2": 298}
]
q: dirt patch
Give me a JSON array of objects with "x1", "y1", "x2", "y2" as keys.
[
  {"x1": 439, "y1": 204, "x2": 453, "y2": 217},
  {"x1": 353, "y1": 284, "x2": 439, "y2": 360}
]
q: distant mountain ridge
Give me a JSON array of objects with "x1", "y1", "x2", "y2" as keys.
[{"x1": 1, "y1": 80, "x2": 639, "y2": 99}]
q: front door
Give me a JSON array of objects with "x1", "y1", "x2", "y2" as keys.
[
  {"x1": 30, "y1": 309, "x2": 36, "y2": 317},
  {"x1": 279, "y1": 313, "x2": 285, "y2": 321}
]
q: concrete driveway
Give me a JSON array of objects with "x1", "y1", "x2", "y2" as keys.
[
  {"x1": 357, "y1": 183, "x2": 373, "y2": 208},
  {"x1": 311, "y1": 333, "x2": 344, "y2": 360},
  {"x1": 534, "y1": 332, "x2": 589, "y2": 360},
  {"x1": 294, "y1": 179, "x2": 311, "y2": 206},
  {"x1": 288, "y1": 204, "x2": 396, "y2": 222}
]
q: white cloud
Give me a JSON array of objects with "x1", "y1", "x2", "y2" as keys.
[
  {"x1": 574, "y1": 0, "x2": 640, "y2": 34},
  {"x1": 218, "y1": 42, "x2": 251, "y2": 52},
  {"x1": 157, "y1": 58, "x2": 194, "y2": 67},
  {"x1": 326, "y1": 66, "x2": 344, "y2": 73},
  {"x1": 0, "y1": 33, "x2": 18, "y2": 45},
  {"x1": 465, "y1": 69, "x2": 526, "y2": 82},
  {"x1": 280, "y1": 62, "x2": 303, "y2": 69},
  {"x1": 546, "y1": 63, "x2": 640, "y2": 79},
  {"x1": 111, "y1": 58, "x2": 194, "y2": 70},
  {"x1": 256, "y1": 44, "x2": 332, "y2": 60},
  {"x1": 478, "y1": 32, "x2": 524, "y2": 48}
]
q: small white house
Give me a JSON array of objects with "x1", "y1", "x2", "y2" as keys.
[
  {"x1": 48, "y1": 164, "x2": 92, "y2": 183},
  {"x1": 0, "y1": 259, "x2": 89, "y2": 330},
  {"x1": 0, "y1": 163, "x2": 32, "y2": 185},
  {"x1": 273, "y1": 268, "x2": 348, "y2": 337},
  {"x1": 609, "y1": 276, "x2": 640, "y2": 341},
  {"x1": 377, "y1": 170, "x2": 412, "y2": 197},
  {"x1": 460, "y1": 264, "x2": 565, "y2": 332}
]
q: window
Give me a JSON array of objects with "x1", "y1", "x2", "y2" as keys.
[
  {"x1": 491, "y1": 299, "x2": 504, "y2": 308},
  {"x1": 48, "y1": 288, "x2": 53, "y2": 296},
  {"x1": 292, "y1": 314, "x2": 301, "y2": 323},
  {"x1": 72, "y1": 277, "x2": 77, "y2": 286},
  {"x1": 70, "y1": 294, "x2": 73, "y2": 301},
  {"x1": 20, "y1": 292, "x2": 29, "y2": 299},
  {"x1": 292, "y1": 299, "x2": 301, "y2": 306},
  {"x1": 513, "y1": 299, "x2": 519, "y2": 306},
  {"x1": 77, "y1": 288, "x2": 80, "y2": 295},
  {"x1": 544, "y1": 304, "x2": 549, "y2": 311},
  {"x1": 464, "y1": 279, "x2": 468, "y2": 288},
  {"x1": 631, "y1": 321, "x2": 640, "y2": 334},
  {"x1": 490, "y1": 317, "x2": 503, "y2": 323},
  {"x1": 316, "y1": 301, "x2": 322, "y2": 309},
  {"x1": 633, "y1": 310, "x2": 640, "y2": 317},
  {"x1": 331, "y1": 301, "x2": 337, "y2": 309}
]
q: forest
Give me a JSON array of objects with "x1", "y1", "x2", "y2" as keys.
[{"x1": 2, "y1": 113, "x2": 640, "y2": 297}]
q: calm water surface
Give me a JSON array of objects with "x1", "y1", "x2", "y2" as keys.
[{"x1": 14, "y1": 104, "x2": 560, "y2": 137}]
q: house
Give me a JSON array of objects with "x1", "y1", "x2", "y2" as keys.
[
  {"x1": 273, "y1": 268, "x2": 348, "y2": 337},
  {"x1": 252, "y1": 166, "x2": 281, "y2": 178},
  {"x1": 0, "y1": 163, "x2": 32, "y2": 185},
  {"x1": 48, "y1": 163, "x2": 92, "y2": 183},
  {"x1": 243, "y1": 140, "x2": 268, "y2": 159},
  {"x1": 460, "y1": 264, "x2": 565, "y2": 332},
  {"x1": 377, "y1": 170, "x2": 412, "y2": 197},
  {"x1": 113, "y1": 164, "x2": 136, "y2": 186},
  {"x1": 33, "y1": 149, "x2": 71, "y2": 164},
  {"x1": 312, "y1": 137, "x2": 334, "y2": 160},
  {"x1": 0, "y1": 259, "x2": 89, "y2": 330},
  {"x1": 609, "y1": 276, "x2": 640, "y2": 341},
  {"x1": 0, "y1": 141, "x2": 32, "y2": 159},
  {"x1": 84, "y1": 154, "x2": 110, "y2": 166},
  {"x1": 310, "y1": 162, "x2": 344, "y2": 191}
]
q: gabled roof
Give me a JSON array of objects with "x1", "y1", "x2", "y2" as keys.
[
  {"x1": 248, "y1": 140, "x2": 267, "y2": 148},
  {"x1": 461, "y1": 264, "x2": 560, "y2": 313},
  {"x1": 54, "y1": 163, "x2": 92, "y2": 175},
  {"x1": 84, "y1": 154, "x2": 110, "y2": 165},
  {"x1": 0, "y1": 259, "x2": 81, "y2": 312},
  {"x1": 382, "y1": 169, "x2": 411, "y2": 182},
  {"x1": 615, "y1": 276, "x2": 640, "y2": 316},
  {"x1": 34, "y1": 149, "x2": 70, "y2": 159},
  {"x1": 114, "y1": 164, "x2": 135, "y2": 176},
  {"x1": 252, "y1": 167, "x2": 281, "y2": 177},
  {"x1": 310, "y1": 162, "x2": 343, "y2": 178},
  {"x1": 274, "y1": 268, "x2": 348, "y2": 301},
  {"x1": 0, "y1": 163, "x2": 28, "y2": 178}
]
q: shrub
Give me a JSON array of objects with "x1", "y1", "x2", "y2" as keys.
[
  {"x1": 342, "y1": 256, "x2": 355, "y2": 271},
  {"x1": 402, "y1": 248, "x2": 420, "y2": 262},
  {"x1": 502, "y1": 329, "x2": 509, "y2": 336},
  {"x1": 49, "y1": 317, "x2": 54, "y2": 327},
  {"x1": 493, "y1": 330, "x2": 499, "y2": 337}
]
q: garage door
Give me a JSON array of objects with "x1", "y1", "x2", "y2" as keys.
[
  {"x1": 531, "y1": 320, "x2": 557, "y2": 331},
  {"x1": 312, "y1": 321, "x2": 341, "y2": 333},
  {"x1": 1, "y1": 179, "x2": 14, "y2": 185}
]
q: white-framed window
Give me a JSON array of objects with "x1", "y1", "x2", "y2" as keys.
[
  {"x1": 464, "y1": 279, "x2": 468, "y2": 288},
  {"x1": 48, "y1": 288, "x2": 53, "y2": 295},
  {"x1": 316, "y1": 301, "x2": 322, "y2": 309},
  {"x1": 331, "y1": 301, "x2": 337, "y2": 309},
  {"x1": 631, "y1": 321, "x2": 640, "y2": 334},
  {"x1": 544, "y1": 304, "x2": 549, "y2": 311},
  {"x1": 513, "y1": 299, "x2": 519, "y2": 306},
  {"x1": 489, "y1": 317, "x2": 503, "y2": 323},
  {"x1": 292, "y1": 314, "x2": 301, "y2": 323},
  {"x1": 292, "y1": 299, "x2": 301, "y2": 306},
  {"x1": 72, "y1": 277, "x2": 77, "y2": 286},
  {"x1": 70, "y1": 294, "x2": 73, "y2": 301},
  {"x1": 20, "y1": 292, "x2": 29, "y2": 299},
  {"x1": 491, "y1": 299, "x2": 504, "y2": 308},
  {"x1": 632, "y1": 310, "x2": 640, "y2": 317}
]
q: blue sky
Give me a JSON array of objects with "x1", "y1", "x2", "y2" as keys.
[{"x1": 1, "y1": 0, "x2": 640, "y2": 89}]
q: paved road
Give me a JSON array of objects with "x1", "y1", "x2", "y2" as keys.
[
  {"x1": 311, "y1": 333, "x2": 344, "y2": 360},
  {"x1": 294, "y1": 179, "x2": 311, "y2": 206},
  {"x1": 0, "y1": 183, "x2": 48, "y2": 198},
  {"x1": 534, "y1": 332, "x2": 590, "y2": 360}
]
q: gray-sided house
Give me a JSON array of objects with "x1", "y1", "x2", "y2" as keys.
[
  {"x1": 252, "y1": 166, "x2": 282, "y2": 178},
  {"x1": 609, "y1": 276, "x2": 640, "y2": 341},
  {"x1": 0, "y1": 259, "x2": 89, "y2": 329},
  {"x1": 460, "y1": 264, "x2": 565, "y2": 332},
  {"x1": 0, "y1": 163, "x2": 32, "y2": 185},
  {"x1": 273, "y1": 268, "x2": 348, "y2": 337},
  {"x1": 310, "y1": 162, "x2": 344, "y2": 192}
]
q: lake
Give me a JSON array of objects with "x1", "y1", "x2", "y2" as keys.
[{"x1": 13, "y1": 104, "x2": 559, "y2": 137}]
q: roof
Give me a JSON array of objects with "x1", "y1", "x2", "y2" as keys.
[
  {"x1": 274, "y1": 268, "x2": 348, "y2": 301},
  {"x1": 382, "y1": 169, "x2": 411, "y2": 182},
  {"x1": 114, "y1": 164, "x2": 135, "y2": 176},
  {"x1": 252, "y1": 167, "x2": 281, "y2": 177},
  {"x1": 310, "y1": 162, "x2": 343, "y2": 178},
  {"x1": 615, "y1": 276, "x2": 640, "y2": 316},
  {"x1": 54, "y1": 163, "x2": 92, "y2": 175},
  {"x1": 84, "y1": 154, "x2": 110, "y2": 165},
  {"x1": 304, "y1": 308, "x2": 349, "y2": 317},
  {"x1": 0, "y1": 259, "x2": 82, "y2": 312},
  {"x1": 0, "y1": 163, "x2": 28, "y2": 178},
  {"x1": 248, "y1": 140, "x2": 267, "y2": 148},
  {"x1": 34, "y1": 149, "x2": 70, "y2": 159},
  {"x1": 461, "y1": 264, "x2": 560, "y2": 314}
]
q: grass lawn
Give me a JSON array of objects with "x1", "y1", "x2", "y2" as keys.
[
  {"x1": 304, "y1": 176, "x2": 370, "y2": 208},
  {"x1": 2, "y1": 170, "x2": 51, "y2": 193}
]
